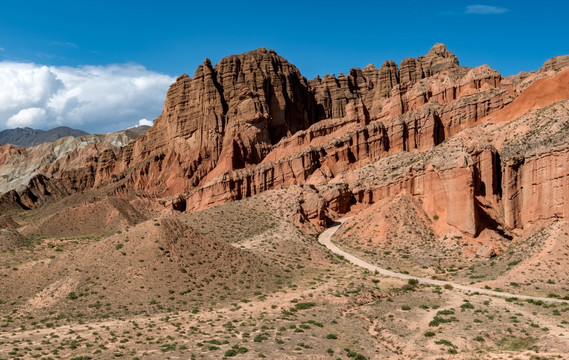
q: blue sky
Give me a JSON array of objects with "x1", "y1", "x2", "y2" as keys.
[{"x1": 0, "y1": 0, "x2": 567, "y2": 132}]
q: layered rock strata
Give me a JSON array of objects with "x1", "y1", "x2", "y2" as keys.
[{"x1": 1, "y1": 45, "x2": 569, "y2": 236}]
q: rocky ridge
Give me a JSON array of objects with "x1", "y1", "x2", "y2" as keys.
[
  {"x1": 0, "y1": 126, "x2": 89, "y2": 147},
  {"x1": 1, "y1": 44, "x2": 569, "y2": 239}
]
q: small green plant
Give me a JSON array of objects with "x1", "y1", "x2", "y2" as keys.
[
  {"x1": 326, "y1": 333, "x2": 338, "y2": 339},
  {"x1": 294, "y1": 302, "x2": 317, "y2": 310},
  {"x1": 498, "y1": 337, "x2": 535, "y2": 351},
  {"x1": 225, "y1": 349, "x2": 237, "y2": 357},
  {"x1": 435, "y1": 339, "x2": 455, "y2": 347},
  {"x1": 253, "y1": 334, "x2": 268, "y2": 342}
]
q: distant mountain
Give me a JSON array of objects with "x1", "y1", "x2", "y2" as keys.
[
  {"x1": 123, "y1": 125, "x2": 151, "y2": 138},
  {"x1": 0, "y1": 126, "x2": 89, "y2": 147}
]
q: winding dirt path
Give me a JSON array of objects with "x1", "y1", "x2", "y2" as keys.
[{"x1": 319, "y1": 218, "x2": 568, "y2": 304}]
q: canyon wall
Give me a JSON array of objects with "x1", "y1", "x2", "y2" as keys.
[{"x1": 1, "y1": 45, "x2": 569, "y2": 237}]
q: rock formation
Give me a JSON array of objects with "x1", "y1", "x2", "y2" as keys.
[
  {"x1": 1, "y1": 44, "x2": 569, "y2": 237},
  {"x1": 540, "y1": 55, "x2": 569, "y2": 73}
]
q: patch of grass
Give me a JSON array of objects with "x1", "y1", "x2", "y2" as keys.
[
  {"x1": 429, "y1": 316, "x2": 458, "y2": 327},
  {"x1": 294, "y1": 302, "x2": 317, "y2": 310},
  {"x1": 435, "y1": 339, "x2": 455, "y2": 347},
  {"x1": 253, "y1": 334, "x2": 268, "y2": 342},
  {"x1": 498, "y1": 337, "x2": 535, "y2": 351}
]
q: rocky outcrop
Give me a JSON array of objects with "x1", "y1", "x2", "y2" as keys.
[
  {"x1": 110, "y1": 48, "x2": 322, "y2": 197},
  {"x1": 181, "y1": 78, "x2": 511, "y2": 218},
  {"x1": 0, "y1": 45, "x2": 512, "y2": 208},
  {"x1": 0, "y1": 214, "x2": 19, "y2": 229},
  {"x1": 476, "y1": 243, "x2": 497, "y2": 258},
  {"x1": 486, "y1": 68, "x2": 569, "y2": 123},
  {"x1": 2, "y1": 45, "x2": 569, "y2": 238},
  {"x1": 309, "y1": 43, "x2": 470, "y2": 120},
  {"x1": 0, "y1": 130, "x2": 144, "y2": 195},
  {"x1": 348, "y1": 147, "x2": 479, "y2": 236},
  {"x1": 503, "y1": 150, "x2": 569, "y2": 229},
  {"x1": 399, "y1": 43, "x2": 462, "y2": 83},
  {"x1": 540, "y1": 55, "x2": 569, "y2": 73}
]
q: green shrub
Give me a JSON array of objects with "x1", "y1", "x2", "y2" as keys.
[
  {"x1": 436, "y1": 309, "x2": 454, "y2": 316},
  {"x1": 434, "y1": 339, "x2": 454, "y2": 347},
  {"x1": 225, "y1": 349, "x2": 237, "y2": 357},
  {"x1": 294, "y1": 302, "x2": 317, "y2": 310},
  {"x1": 408, "y1": 279, "x2": 419, "y2": 286},
  {"x1": 253, "y1": 334, "x2": 268, "y2": 342},
  {"x1": 429, "y1": 316, "x2": 458, "y2": 327}
]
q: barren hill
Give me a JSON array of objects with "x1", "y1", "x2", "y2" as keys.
[{"x1": 0, "y1": 126, "x2": 89, "y2": 147}]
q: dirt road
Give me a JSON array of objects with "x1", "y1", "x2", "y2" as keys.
[{"x1": 319, "y1": 218, "x2": 568, "y2": 304}]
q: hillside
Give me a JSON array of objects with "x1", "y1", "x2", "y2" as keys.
[
  {"x1": 1, "y1": 44, "x2": 569, "y2": 359},
  {"x1": 0, "y1": 126, "x2": 89, "y2": 147}
]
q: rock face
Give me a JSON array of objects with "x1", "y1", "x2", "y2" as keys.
[
  {"x1": 1, "y1": 44, "x2": 569, "y2": 236},
  {"x1": 0, "y1": 215, "x2": 19, "y2": 229},
  {"x1": 309, "y1": 43, "x2": 470, "y2": 121},
  {"x1": 503, "y1": 151, "x2": 569, "y2": 229},
  {"x1": 540, "y1": 55, "x2": 569, "y2": 73},
  {"x1": 0, "y1": 130, "x2": 145, "y2": 196},
  {"x1": 110, "y1": 48, "x2": 321, "y2": 196},
  {"x1": 476, "y1": 243, "x2": 497, "y2": 258},
  {"x1": 487, "y1": 68, "x2": 569, "y2": 123}
]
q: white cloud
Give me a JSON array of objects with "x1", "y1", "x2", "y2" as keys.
[
  {"x1": 7, "y1": 107, "x2": 47, "y2": 128},
  {"x1": 465, "y1": 5, "x2": 508, "y2": 14},
  {"x1": 138, "y1": 118, "x2": 153, "y2": 127},
  {"x1": 0, "y1": 61, "x2": 175, "y2": 133}
]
